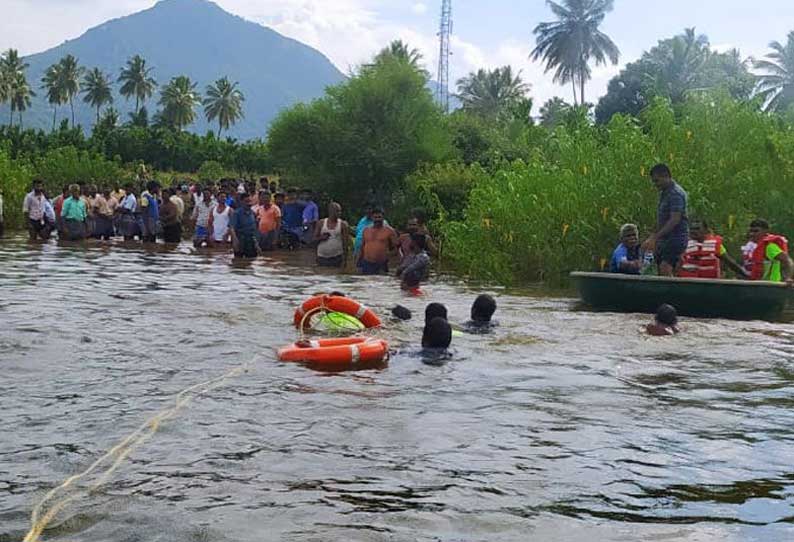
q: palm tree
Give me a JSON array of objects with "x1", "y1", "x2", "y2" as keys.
[
  {"x1": 0, "y1": 49, "x2": 29, "y2": 125},
  {"x1": 82, "y1": 68, "x2": 114, "y2": 124},
  {"x1": 456, "y1": 66, "x2": 530, "y2": 118},
  {"x1": 754, "y1": 31, "x2": 794, "y2": 112},
  {"x1": 41, "y1": 63, "x2": 67, "y2": 131},
  {"x1": 374, "y1": 40, "x2": 424, "y2": 69},
  {"x1": 57, "y1": 55, "x2": 83, "y2": 127},
  {"x1": 118, "y1": 54, "x2": 157, "y2": 114},
  {"x1": 158, "y1": 75, "x2": 201, "y2": 130},
  {"x1": 203, "y1": 77, "x2": 245, "y2": 137},
  {"x1": 539, "y1": 97, "x2": 572, "y2": 128},
  {"x1": 10, "y1": 71, "x2": 35, "y2": 128},
  {"x1": 647, "y1": 28, "x2": 710, "y2": 103},
  {"x1": 531, "y1": 0, "x2": 620, "y2": 105}
]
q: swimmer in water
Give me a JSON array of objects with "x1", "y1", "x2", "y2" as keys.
[
  {"x1": 422, "y1": 303, "x2": 448, "y2": 347},
  {"x1": 646, "y1": 304, "x2": 680, "y2": 336},
  {"x1": 463, "y1": 294, "x2": 498, "y2": 333}
]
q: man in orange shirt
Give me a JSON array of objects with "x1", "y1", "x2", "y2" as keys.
[
  {"x1": 254, "y1": 190, "x2": 281, "y2": 251},
  {"x1": 358, "y1": 208, "x2": 399, "y2": 275}
]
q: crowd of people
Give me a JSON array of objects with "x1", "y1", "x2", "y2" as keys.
[
  {"x1": 609, "y1": 163, "x2": 794, "y2": 284},
  {"x1": 16, "y1": 177, "x2": 439, "y2": 291}
]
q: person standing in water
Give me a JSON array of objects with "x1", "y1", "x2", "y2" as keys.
[
  {"x1": 230, "y1": 193, "x2": 258, "y2": 258},
  {"x1": 209, "y1": 190, "x2": 232, "y2": 246},
  {"x1": 359, "y1": 208, "x2": 399, "y2": 275},
  {"x1": 119, "y1": 184, "x2": 140, "y2": 241},
  {"x1": 315, "y1": 202, "x2": 349, "y2": 267},
  {"x1": 192, "y1": 187, "x2": 216, "y2": 248},
  {"x1": 60, "y1": 184, "x2": 87, "y2": 241},
  {"x1": 22, "y1": 179, "x2": 48, "y2": 240},
  {"x1": 642, "y1": 164, "x2": 688, "y2": 276},
  {"x1": 159, "y1": 188, "x2": 182, "y2": 244},
  {"x1": 253, "y1": 190, "x2": 281, "y2": 252}
]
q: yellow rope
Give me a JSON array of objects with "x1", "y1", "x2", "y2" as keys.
[{"x1": 22, "y1": 360, "x2": 255, "y2": 542}]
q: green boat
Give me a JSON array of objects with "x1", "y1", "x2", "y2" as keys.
[{"x1": 571, "y1": 272, "x2": 794, "y2": 321}]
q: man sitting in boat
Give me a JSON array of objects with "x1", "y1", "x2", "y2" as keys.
[
  {"x1": 747, "y1": 219, "x2": 794, "y2": 283},
  {"x1": 609, "y1": 224, "x2": 642, "y2": 274},
  {"x1": 678, "y1": 219, "x2": 747, "y2": 279}
]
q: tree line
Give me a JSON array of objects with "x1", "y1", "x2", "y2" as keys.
[{"x1": 0, "y1": 52, "x2": 245, "y2": 136}]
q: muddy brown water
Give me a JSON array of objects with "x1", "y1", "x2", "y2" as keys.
[{"x1": 1, "y1": 236, "x2": 794, "y2": 541}]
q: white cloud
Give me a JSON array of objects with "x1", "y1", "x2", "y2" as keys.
[{"x1": 411, "y1": 2, "x2": 428, "y2": 16}]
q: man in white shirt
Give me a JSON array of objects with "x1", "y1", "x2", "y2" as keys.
[{"x1": 22, "y1": 179, "x2": 48, "y2": 240}]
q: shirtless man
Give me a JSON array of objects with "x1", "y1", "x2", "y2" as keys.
[{"x1": 358, "y1": 208, "x2": 398, "y2": 275}]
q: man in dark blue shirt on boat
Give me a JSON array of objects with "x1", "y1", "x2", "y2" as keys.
[{"x1": 642, "y1": 164, "x2": 688, "y2": 276}]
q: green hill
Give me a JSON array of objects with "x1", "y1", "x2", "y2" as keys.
[{"x1": 2, "y1": 0, "x2": 345, "y2": 140}]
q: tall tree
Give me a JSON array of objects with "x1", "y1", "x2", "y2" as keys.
[
  {"x1": 82, "y1": 68, "x2": 114, "y2": 125},
  {"x1": 374, "y1": 40, "x2": 424, "y2": 70},
  {"x1": 203, "y1": 77, "x2": 245, "y2": 137},
  {"x1": 754, "y1": 31, "x2": 794, "y2": 113},
  {"x1": 10, "y1": 71, "x2": 35, "y2": 128},
  {"x1": 531, "y1": 0, "x2": 620, "y2": 105},
  {"x1": 158, "y1": 75, "x2": 201, "y2": 131},
  {"x1": 0, "y1": 49, "x2": 29, "y2": 126},
  {"x1": 41, "y1": 63, "x2": 67, "y2": 131},
  {"x1": 456, "y1": 66, "x2": 530, "y2": 118},
  {"x1": 647, "y1": 28, "x2": 709, "y2": 103},
  {"x1": 57, "y1": 54, "x2": 83, "y2": 127},
  {"x1": 539, "y1": 97, "x2": 572, "y2": 128},
  {"x1": 118, "y1": 54, "x2": 157, "y2": 114}
]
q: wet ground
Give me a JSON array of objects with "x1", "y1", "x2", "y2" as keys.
[{"x1": 2, "y1": 236, "x2": 794, "y2": 541}]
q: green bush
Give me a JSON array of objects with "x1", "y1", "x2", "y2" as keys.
[
  {"x1": 442, "y1": 95, "x2": 794, "y2": 285},
  {"x1": 0, "y1": 148, "x2": 34, "y2": 230}
]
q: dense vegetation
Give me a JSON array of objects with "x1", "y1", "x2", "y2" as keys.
[{"x1": 3, "y1": 0, "x2": 794, "y2": 287}]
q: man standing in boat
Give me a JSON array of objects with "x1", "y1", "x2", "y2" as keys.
[
  {"x1": 747, "y1": 219, "x2": 794, "y2": 283},
  {"x1": 642, "y1": 164, "x2": 688, "y2": 276}
]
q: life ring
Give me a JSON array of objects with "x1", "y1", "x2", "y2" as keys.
[
  {"x1": 294, "y1": 295, "x2": 381, "y2": 329},
  {"x1": 277, "y1": 337, "x2": 389, "y2": 365}
]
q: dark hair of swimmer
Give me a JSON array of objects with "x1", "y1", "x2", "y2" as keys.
[
  {"x1": 391, "y1": 305, "x2": 412, "y2": 320},
  {"x1": 471, "y1": 294, "x2": 497, "y2": 322},
  {"x1": 656, "y1": 304, "x2": 678, "y2": 326},
  {"x1": 425, "y1": 317, "x2": 452, "y2": 349},
  {"x1": 422, "y1": 303, "x2": 448, "y2": 347}
]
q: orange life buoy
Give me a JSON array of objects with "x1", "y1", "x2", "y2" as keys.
[
  {"x1": 293, "y1": 295, "x2": 381, "y2": 329},
  {"x1": 278, "y1": 337, "x2": 389, "y2": 365}
]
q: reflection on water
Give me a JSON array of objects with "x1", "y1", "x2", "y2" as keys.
[{"x1": 2, "y1": 236, "x2": 794, "y2": 541}]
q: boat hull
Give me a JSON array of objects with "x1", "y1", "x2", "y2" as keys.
[{"x1": 571, "y1": 272, "x2": 792, "y2": 321}]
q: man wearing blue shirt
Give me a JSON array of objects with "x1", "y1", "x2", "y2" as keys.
[
  {"x1": 642, "y1": 164, "x2": 688, "y2": 276},
  {"x1": 230, "y1": 192, "x2": 258, "y2": 258},
  {"x1": 610, "y1": 224, "x2": 642, "y2": 274},
  {"x1": 140, "y1": 181, "x2": 161, "y2": 243}
]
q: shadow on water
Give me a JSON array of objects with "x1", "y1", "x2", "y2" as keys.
[{"x1": 3, "y1": 235, "x2": 794, "y2": 541}]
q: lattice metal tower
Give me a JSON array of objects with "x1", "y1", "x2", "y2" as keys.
[{"x1": 436, "y1": 0, "x2": 452, "y2": 112}]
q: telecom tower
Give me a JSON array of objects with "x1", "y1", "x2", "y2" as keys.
[{"x1": 436, "y1": 0, "x2": 452, "y2": 113}]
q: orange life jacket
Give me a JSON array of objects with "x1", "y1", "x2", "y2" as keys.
[
  {"x1": 750, "y1": 234, "x2": 789, "y2": 280},
  {"x1": 678, "y1": 235, "x2": 723, "y2": 279}
]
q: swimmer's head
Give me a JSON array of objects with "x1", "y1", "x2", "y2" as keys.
[
  {"x1": 391, "y1": 305, "x2": 412, "y2": 321},
  {"x1": 655, "y1": 304, "x2": 678, "y2": 326},
  {"x1": 424, "y1": 303, "x2": 448, "y2": 324},
  {"x1": 425, "y1": 317, "x2": 452, "y2": 349},
  {"x1": 471, "y1": 294, "x2": 497, "y2": 323}
]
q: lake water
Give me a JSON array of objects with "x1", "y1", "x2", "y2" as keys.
[{"x1": 2, "y1": 236, "x2": 794, "y2": 541}]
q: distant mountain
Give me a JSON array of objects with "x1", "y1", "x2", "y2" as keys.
[{"x1": 1, "y1": 0, "x2": 345, "y2": 140}]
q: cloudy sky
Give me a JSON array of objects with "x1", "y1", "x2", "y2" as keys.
[{"x1": 3, "y1": 0, "x2": 794, "y2": 106}]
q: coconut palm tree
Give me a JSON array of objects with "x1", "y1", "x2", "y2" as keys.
[
  {"x1": 531, "y1": 0, "x2": 620, "y2": 105},
  {"x1": 203, "y1": 77, "x2": 244, "y2": 137},
  {"x1": 539, "y1": 97, "x2": 572, "y2": 128},
  {"x1": 57, "y1": 54, "x2": 83, "y2": 127},
  {"x1": 0, "y1": 49, "x2": 29, "y2": 125},
  {"x1": 41, "y1": 63, "x2": 67, "y2": 131},
  {"x1": 82, "y1": 67, "x2": 114, "y2": 125},
  {"x1": 374, "y1": 40, "x2": 424, "y2": 69},
  {"x1": 647, "y1": 28, "x2": 710, "y2": 103},
  {"x1": 118, "y1": 54, "x2": 157, "y2": 114},
  {"x1": 10, "y1": 71, "x2": 35, "y2": 128},
  {"x1": 158, "y1": 75, "x2": 201, "y2": 131},
  {"x1": 754, "y1": 31, "x2": 794, "y2": 113},
  {"x1": 456, "y1": 66, "x2": 530, "y2": 118}
]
